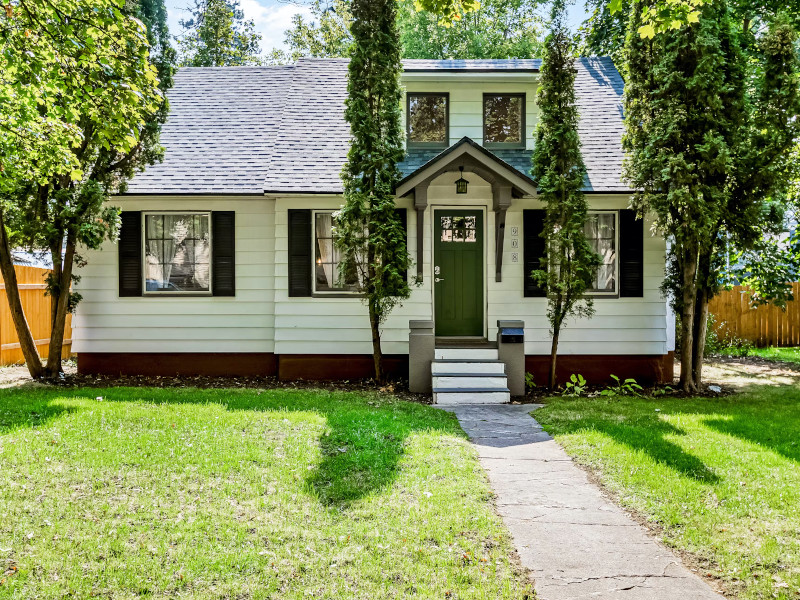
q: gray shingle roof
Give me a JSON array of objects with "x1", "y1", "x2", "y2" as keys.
[
  {"x1": 127, "y1": 56, "x2": 629, "y2": 195},
  {"x1": 127, "y1": 65, "x2": 294, "y2": 195},
  {"x1": 402, "y1": 59, "x2": 541, "y2": 71}
]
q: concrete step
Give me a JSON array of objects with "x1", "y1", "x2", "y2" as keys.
[
  {"x1": 433, "y1": 375, "x2": 508, "y2": 389},
  {"x1": 435, "y1": 348, "x2": 498, "y2": 361},
  {"x1": 431, "y1": 360, "x2": 505, "y2": 375},
  {"x1": 434, "y1": 389, "x2": 511, "y2": 405}
]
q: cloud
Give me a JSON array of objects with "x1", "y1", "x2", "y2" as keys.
[{"x1": 237, "y1": 0, "x2": 313, "y2": 51}]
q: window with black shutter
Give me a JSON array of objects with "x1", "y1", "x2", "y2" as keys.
[
  {"x1": 118, "y1": 210, "x2": 236, "y2": 297},
  {"x1": 523, "y1": 209, "x2": 546, "y2": 297},
  {"x1": 288, "y1": 209, "x2": 312, "y2": 297},
  {"x1": 619, "y1": 209, "x2": 644, "y2": 297}
]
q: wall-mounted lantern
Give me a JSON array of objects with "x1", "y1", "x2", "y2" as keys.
[{"x1": 455, "y1": 166, "x2": 469, "y2": 194}]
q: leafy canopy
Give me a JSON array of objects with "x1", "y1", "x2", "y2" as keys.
[{"x1": 177, "y1": 0, "x2": 263, "y2": 66}]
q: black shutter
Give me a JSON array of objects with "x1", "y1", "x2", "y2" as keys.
[
  {"x1": 118, "y1": 211, "x2": 142, "y2": 297},
  {"x1": 288, "y1": 209, "x2": 312, "y2": 297},
  {"x1": 523, "y1": 209, "x2": 546, "y2": 297},
  {"x1": 212, "y1": 211, "x2": 236, "y2": 296},
  {"x1": 396, "y1": 207, "x2": 408, "y2": 283},
  {"x1": 619, "y1": 209, "x2": 644, "y2": 297}
]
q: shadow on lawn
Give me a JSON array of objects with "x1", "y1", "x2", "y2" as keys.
[
  {"x1": 703, "y1": 412, "x2": 800, "y2": 464},
  {"x1": 0, "y1": 386, "x2": 458, "y2": 506},
  {"x1": 568, "y1": 415, "x2": 720, "y2": 483}
]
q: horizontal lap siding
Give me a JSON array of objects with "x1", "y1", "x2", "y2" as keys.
[
  {"x1": 72, "y1": 196, "x2": 275, "y2": 353},
  {"x1": 493, "y1": 196, "x2": 667, "y2": 355},
  {"x1": 273, "y1": 196, "x2": 431, "y2": 355}
]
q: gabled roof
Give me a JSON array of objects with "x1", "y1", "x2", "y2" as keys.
[
  {"x1": 126, "y1": 56, "x2": 629, "y2": 196},
  {"x1": 127, "y1": 65, "x2": 294, "y2": 195},
  {"x1": 396, "y1": 137, "x2": 537, "y2": 197}
]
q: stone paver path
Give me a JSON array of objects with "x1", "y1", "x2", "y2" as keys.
[{"x1": 441, "y1": 404, "x2": 725, "y2": 600}]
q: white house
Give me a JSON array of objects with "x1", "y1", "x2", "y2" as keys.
[{"x1": 72, "y1": 58, "x2": 674, "y2": 395}]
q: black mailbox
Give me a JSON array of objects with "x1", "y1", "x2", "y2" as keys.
[{"x1": 500, "y1": 327, "x2": 524, "y2": 343}]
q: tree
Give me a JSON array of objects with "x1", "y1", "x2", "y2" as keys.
[
  {"x1": 336, "y1": 0, "x2": 412, "y2": 383},
  {"x1": 586, "y1": 0, "x2": 800, "y2": 67},
  {"x1": 623, "y1": 2, "x2": 800, "y2": 391},
  {"x1": 272, "y1": 0, "x2": 545, "y2": 61},
  {"x1": 0, "y1": 0, "x2": 168, "y2": 378},
  {"x1": 177, "y1": 0, "x2": 263, "y2": 66},
  {"x1": 531, "y1": 3, "x2": 601, "y2": 390}
]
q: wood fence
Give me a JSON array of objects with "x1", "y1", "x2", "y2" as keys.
[
  {"x1": 0, "y1": 265, "x2": 72, "y2": 366},
  {"x1": 709, "y1": 283, "x2": 800, "y2": 347}
]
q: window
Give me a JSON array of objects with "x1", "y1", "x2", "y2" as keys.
[
  {"x1": 483, "y1": 94, "x2": 525, "y2": 147},
  {"x1": 313, "y1": 211, "x2": 359, "y2": 293},
  {"x1": 407, "y1": 93, "x2": 448, "y2": 147},
  {"x1": 144, "y1": 212, "x2": 211, "y2": 293},
  {"x1": 585, "y1": 212, "x2": 617, "y2": 294}
]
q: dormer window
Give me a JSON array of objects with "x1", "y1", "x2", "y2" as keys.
[
  {"x1": 407, "y1": 93, "x2": 449, "y2": 148},
  {"x1": 483, "y1": 93, "x2": 525, "y2": 148}
]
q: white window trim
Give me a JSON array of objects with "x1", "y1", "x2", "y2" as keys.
[
  {"x1": 586, "y1": 210, "x2": 619, "y2": 297},
  {"x1": 142, "y1": 210, "x2": 213, "y2": 296},
  {"x1": 311, "y1": 210, "x2": 360, "y2": 296}
]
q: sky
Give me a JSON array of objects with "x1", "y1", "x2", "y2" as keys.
[{"x1": 164, "y1": 0, "x2": 590, "y2": 55}]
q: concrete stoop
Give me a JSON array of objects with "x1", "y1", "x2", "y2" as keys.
[{"x1": 432, "y1": 347, "x2": 510, "y2": 404}]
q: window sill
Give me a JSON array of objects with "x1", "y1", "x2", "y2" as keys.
[{"x1": 312, "y1": 292, "x2": 365, "y2": 299}]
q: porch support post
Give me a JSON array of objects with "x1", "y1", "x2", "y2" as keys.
[
  {"x1": 493, "y1": 184, "x2": 512, "y2": 282},
  {"x1": 408, "y1": 319, "x2": 435, "y2": 394},
  {"x1": 413, "y1": 184, "x2": 428, "y2": 280}
]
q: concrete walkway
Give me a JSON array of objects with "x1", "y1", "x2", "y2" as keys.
[{"x1": 441, "y1": 405, "x2": 725, "y2": 600}]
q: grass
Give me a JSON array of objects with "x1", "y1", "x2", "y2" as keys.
[
  {"x1": 0, "y1": 387, "x2": 533, "y2": 599},
  {"x1": 534, "y1": 386, "x2": 800, "y2": 600},
  {"x1": 715, "y1": 345, "x2": 800, "y2": 365}
]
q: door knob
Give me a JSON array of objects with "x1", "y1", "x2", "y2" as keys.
[{"x1": 435, "y1": 277, "x2": 444, "y2": 283}]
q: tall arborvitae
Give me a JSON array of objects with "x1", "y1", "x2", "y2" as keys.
[
  {"x1": 531, "y1": 2, "x2": 601, "y2": 390},
  {"x1": 623, "y1": 2, "x2": 800, "y2": 391},
  {"x1": 336, "y1": 0, "x2": 411, "y2": 383}
]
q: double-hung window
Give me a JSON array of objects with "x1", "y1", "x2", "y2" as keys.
[
  {"x1": 584, "y1": 211, "x2": 618, "y2": 294},
  {"x1": 483, "y1": 93, "x2": 525, "y2": 148},
  {"x1": 407, "y1": 93, "x2": 449, "y2": 148},
  {"x1": 144, "y1": 212, "x2": 211, "y2": 294},
  {"x1": 313, "y1": 211, "x2": 359, "y2": 294}
]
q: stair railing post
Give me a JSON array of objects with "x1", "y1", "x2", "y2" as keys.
[
  {"x1": 497, "y1": 320, "x2": 525, "y2": 397},
  {"x1": 408, "y1": 320, "x2": 435, "y2": 394}
]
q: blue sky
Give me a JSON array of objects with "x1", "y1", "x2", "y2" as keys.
[{"x1": 165, "y1": 0, "x2": 589, "y2": 54}]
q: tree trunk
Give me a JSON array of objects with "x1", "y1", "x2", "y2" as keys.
[
  {"x1": 679, "y1": 244, "x2": 699, "y2": 393},
  {"x1": 0, "y1": 208, "x2": 44, "y2": 378},
  {"x1": 549, "y1": 325, "x2": 560, "y2": 391},
  {"x1": 691, "y1": 287, "x2": 709, "y2": 390},
  {"x1": 369, "y1": 299, "x2": 383, "y2": 384},
  {"x1": 45, "y1": 234, "x2": 76, "y2": 378}
]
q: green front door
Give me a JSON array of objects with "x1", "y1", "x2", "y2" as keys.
[{"x1": 434, "y1": 210, "x2": 484, "y2": 337}]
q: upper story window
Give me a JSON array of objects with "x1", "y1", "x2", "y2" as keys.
[
  {"x1": 407, "y1": 93, "x2": 449, "y2": 148},
  {"x1": 483, "y1": 93, "x2": 525, "y2": 148},
  {"x1": 144, "y1": 212, "x2": 211, "y2": 294},
  {"x1": 585, "y1": 211, "x2": 617, "y2": 294}
]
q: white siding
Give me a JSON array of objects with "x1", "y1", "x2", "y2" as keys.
[
  {"x1": 74, "y1": 186, "x2": 668, "y2": 358},
  {"x1": 401, "y1": 79, "x2": 539, "y2": 150},
  {"x1": 271, "y1": 176, "x2": 668, "y2": 357},
  {"x1": 72, "y1": 196, "x2": 275, "y2": 354}
]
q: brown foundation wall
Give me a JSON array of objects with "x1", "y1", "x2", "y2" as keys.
[
  {"x1": 78, "y1": 353, "x2": 278, "y2": 377},
  {"x1": 524, "y1": 352, "x2": 675, "y2": 386},
  {"x1": 276, "y1": 354, "x2": 409, "y2": 381},
  {"x1": 79, "y1": 352, "x2": 673, "y2": 385}
]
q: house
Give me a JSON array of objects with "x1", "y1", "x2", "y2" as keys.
[{"x1": 72, "y1": 57, "x2": 675, "y2": 397}]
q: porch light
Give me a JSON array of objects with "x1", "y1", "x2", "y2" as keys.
[{"x1": 455, "y1": 166, "x2": 469, "y2": 194}]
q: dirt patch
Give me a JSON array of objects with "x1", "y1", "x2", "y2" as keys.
[{"x1": 684, "y1": 357, "x2": 800, "y2": 391}]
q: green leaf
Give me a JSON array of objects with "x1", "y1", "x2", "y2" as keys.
[{"x1": 638, "y1": 24, "x2": 656, "y2": 39}]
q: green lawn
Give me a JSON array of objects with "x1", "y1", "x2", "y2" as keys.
[
  {"x1": 717, "y1": 346, "x2": 800, "y2": 365},
  {"x1": 0, "y1": 387, "x2": 533, "y2": 599},
  {"x1": 535, "y1": 386, "x2": 800, "y2": 600}
]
